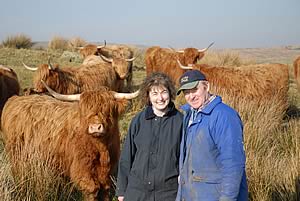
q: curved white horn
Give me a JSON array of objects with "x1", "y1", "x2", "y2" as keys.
[
  {"x1": 41, "y1": 80, "x2": 80, "y2": 101},
  {"x1": 177, "y1": 60, "x2": 193, "y2": 70},
  {"x1": 0, "y1": 65, "x2": 12, "y2": 71},
  {"x1": 97, "y1": 40, "x2": 107, "y2": 49},
  {"x1": 176, "y1": 49, "x2": 184, "y2": 53},
  {"x1": 48, "y1": 56, "x2": 55, "y2": 70},
  {"x1": 198, "y1": 42, "x2": 214, "y2": 52},
  {"x1": 22, "y1": 62, "x2": 38, "y2": 71},
  {"x1": 125, "y1": 57, "x2": 136, "y2": 62},
  {"x1": 113, "y1": 90, "x2": 140, "y2": 99},
  {"x1": 99, "y1": 54, "x2": 113, "y2": 63}
]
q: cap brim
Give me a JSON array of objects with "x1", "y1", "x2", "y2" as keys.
[{"x1": 176, "y1": 81, "x2": 199, "y2": 95}]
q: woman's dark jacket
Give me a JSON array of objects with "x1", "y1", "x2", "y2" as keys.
[{"x1": 116, "y1": 103, "x2": 183, "y2": 201}]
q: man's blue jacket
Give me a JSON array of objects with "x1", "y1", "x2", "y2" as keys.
[{"x1": 176, "y1": 96, "x2": 248, "y2": 201}]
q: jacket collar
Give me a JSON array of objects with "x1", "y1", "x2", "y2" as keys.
[
  {"x1": 181, "y1": 95, "x2": 222, "y2": 115},
  {"x1": 145, "y1": 102, "x2": 176, "y2": 119}
]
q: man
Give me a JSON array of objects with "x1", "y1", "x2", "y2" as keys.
[{"x1": 176, "y1": 70, "x2": 248, "y2": 201}]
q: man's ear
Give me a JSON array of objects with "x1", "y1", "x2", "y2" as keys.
[{"x1": 206, "y1": 82, "x2": 210, "y2": 92}]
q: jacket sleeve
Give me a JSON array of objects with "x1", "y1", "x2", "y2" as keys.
[
  {"x1": 116, "y1": 116, "x2": 138, "y2": 196},
  {"x1": 213, "y1": 110, "x2": 246, "y2": 201}
]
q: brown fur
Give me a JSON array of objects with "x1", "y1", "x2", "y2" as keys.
[
  {"x1": 31, "y1": 62, "x2": 121, "y2": 94},
  {"x1": 145, "y1": 46, "x2": 205, "y2": 85},
  {"x1": 0, "y1": 65, "x2": 20, "y2": 122},
  {"x1": 80, "y1": 44, "x2": 134, "y2": 91},
  {"x1": 195, "y1": 63, "x2": 289, "y2": 104},
  {"x1": 1, "y1": 89, "x2": 128, "y2": 201},
  {"x1": 79, "y1": 44, "x2": 100, "y2": 59},
  {"x1": 293, "y1": 56, "x2": 300, "y2": 91}
]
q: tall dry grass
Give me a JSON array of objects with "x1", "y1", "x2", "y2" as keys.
[
  {"x1": 0, "y1": 139, "x2": 81, "y2": 201},
  {"x1": 48, "y1": 36, "x2": 69, "y2": 50},
  {"x1": 1, "y1": 34, "x2": 33, "y2": 49}
]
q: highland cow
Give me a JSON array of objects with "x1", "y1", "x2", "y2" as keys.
[{"x1": 1, "y1": 84, "x2": 139, "y2": 201}]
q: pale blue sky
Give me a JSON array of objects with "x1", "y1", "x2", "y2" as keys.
[{"x1": 0, "y1": 0, "x2": 299, "y2": 48}]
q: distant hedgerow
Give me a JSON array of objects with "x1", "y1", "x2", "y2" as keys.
[{"x1": 1, "y1": 34, "x2": 33, "y2": 49}]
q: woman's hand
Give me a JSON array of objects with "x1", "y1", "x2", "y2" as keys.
[{"x1": 118, "y1": 196, "x2": 124, "y2": 201}]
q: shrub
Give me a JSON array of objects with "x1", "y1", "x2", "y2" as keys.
[
  {"x1": 1, "y1": 34, "x2": 33, "y2": 49},
  {"x1": 68, "y1": 37, "x2": 86, "y2": 51},
  {"x1": 48, "y1": 36, "x2": 68, "y2": 50}
]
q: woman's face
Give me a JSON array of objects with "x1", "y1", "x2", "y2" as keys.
[{"x1": 149, "y1": 85, "x2": 170, "y2": 114}]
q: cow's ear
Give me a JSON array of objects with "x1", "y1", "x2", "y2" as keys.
[{"x1": 115, "y1": 99, "x2": 128, "y2": 115}]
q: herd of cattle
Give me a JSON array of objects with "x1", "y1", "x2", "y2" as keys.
[{"x1": 0, "y1": 42, "x2": 299, "y2": 201}]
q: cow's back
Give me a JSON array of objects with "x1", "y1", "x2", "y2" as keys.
[
  {"x1": 1, "y1": 95, "x2": 76, "y2": 154},
  {"x1": 196, "y1": 63, "x2": 289, "y2": 102},
  {"x1": 145, "y1": 46, "x2": 185, "y2": 85},
  {"x1": 77, "y1": 63, "x2": 120, "y2": 92},
  {"x1": 0, "y1": 66, "x2": 20, "y2": 121},
  {"x1": 293, "y1": 56, "x2": 300, "y2": 91}
]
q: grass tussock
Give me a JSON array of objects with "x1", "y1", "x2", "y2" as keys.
[
  {"x1": 0, "y1": 139, "x2": 81, "y2": 201},
  {"x1": 48, "y1": 36, "x2": 69, "y2": 51},
  {"x1": 1, "y1": 34, "x2": 33, "y2": 49},
  {"x1": 68, "y1": 37, "x2": 87, "y2": 51}
]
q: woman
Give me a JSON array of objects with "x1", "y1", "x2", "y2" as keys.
[{"x1": 116, "y1": 72, "x2": 183, "y2": 201}]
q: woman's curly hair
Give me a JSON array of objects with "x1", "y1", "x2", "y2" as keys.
[{"x1": 139, "y1": 72, "x2": 176, "y2": 106}]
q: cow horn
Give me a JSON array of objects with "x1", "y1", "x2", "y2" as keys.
[
  {"x1": 125, "y1": 57, "x2": 136, "y2": 62},
  {"x1": 0, "y1": 65, "x2": 12, "y2": 72},
  {"x1": 41, "y1": 80, "x2": 80, "y2": 101},
  {"x1": 114, "y1": 90, "x2": 140, "y2": 99},
  {"x1": 97, "y1": 40, "x2": 106, "y2": 49},
  {"x1": 176, "y1": 49, "x2": 184, "y2": 53},
  {"x1": 177, "y1": 60, "x2": 193, "y2": 70},
  {"x1": 198, "y1": 42, "x2": 214, "y2": 52},
  {"x1": 99, "y1": 54, "x2": 113, "y2": 63},
  {"x1": 22, "y1": 62, "x2": 38, "y2": 71},
  {"x1": 48, "y1": 56, "x2": 55, "y2": 70}
]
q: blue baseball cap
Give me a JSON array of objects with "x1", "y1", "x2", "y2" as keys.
[{"x1": 177, "y1": 70, "x2": 207, "y2": 95}]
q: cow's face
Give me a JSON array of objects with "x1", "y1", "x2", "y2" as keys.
[
  {"x1": 34, "y1": 64, "x2": 59, "y2": 93},
  {"x1": 112, "y1": 58, "x2": 131, "y2": 79},
  {"x1": 177, "y1": 48, "x2": 205, "y2": 65},
  {"x1": 78, "y1": 91, "x2": 127, "y2": 137}
]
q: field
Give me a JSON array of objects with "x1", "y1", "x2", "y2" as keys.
[{"x1": 0, "y1": 44, "x2": 300, "y2": 201}]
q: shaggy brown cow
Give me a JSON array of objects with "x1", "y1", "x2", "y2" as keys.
[
  {"x1": 293, "y1": 55, "x2": 300, "y2": 91},
  {"x1": 80, "y1": 44, "x2": 136, "y2": 91},
  {"x1": 0, "y1": 65, "x2": 20, "y2": 121},
  {"x1": 23, "y1": 60, "x2": 123, "y2": 94},
  {"x1": 177, "y1": 60, "x2": 289, "y2": 107},
  {"x1": 1, "y1": 85, "x2": 139, "y2": 201},
  {"x1": 78, "y1": 42, "x2": 106, "y2": 59},
  {"x1": 145, "y1": 42, "x2": 214, "y2": 85}
]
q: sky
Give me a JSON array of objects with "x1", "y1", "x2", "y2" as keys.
[{"x1": 0, "y1": 0, "x2": 300, "y2": 49}]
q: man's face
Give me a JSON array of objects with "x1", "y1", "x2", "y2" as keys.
[{"x1": 183, "y1": 81, "x2": 209, "y2": 109}]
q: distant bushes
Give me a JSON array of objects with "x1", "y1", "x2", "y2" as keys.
[
  {"x1": 68, "y1": 37, "x2": 86, "y2": 51},
  {"x1": 48, "y1": 36, "x2": 87, "y2": 51},
  {"x1": 1, "y1": 34, "x2": 33, "y2": 49},
  {"x1": 48, "y1": 36, "x2": 69, "y2": 50}
]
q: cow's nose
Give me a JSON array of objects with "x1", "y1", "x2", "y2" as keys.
[{"x1": 88, "y1": 123, "x2": 105, "y2": 134}]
